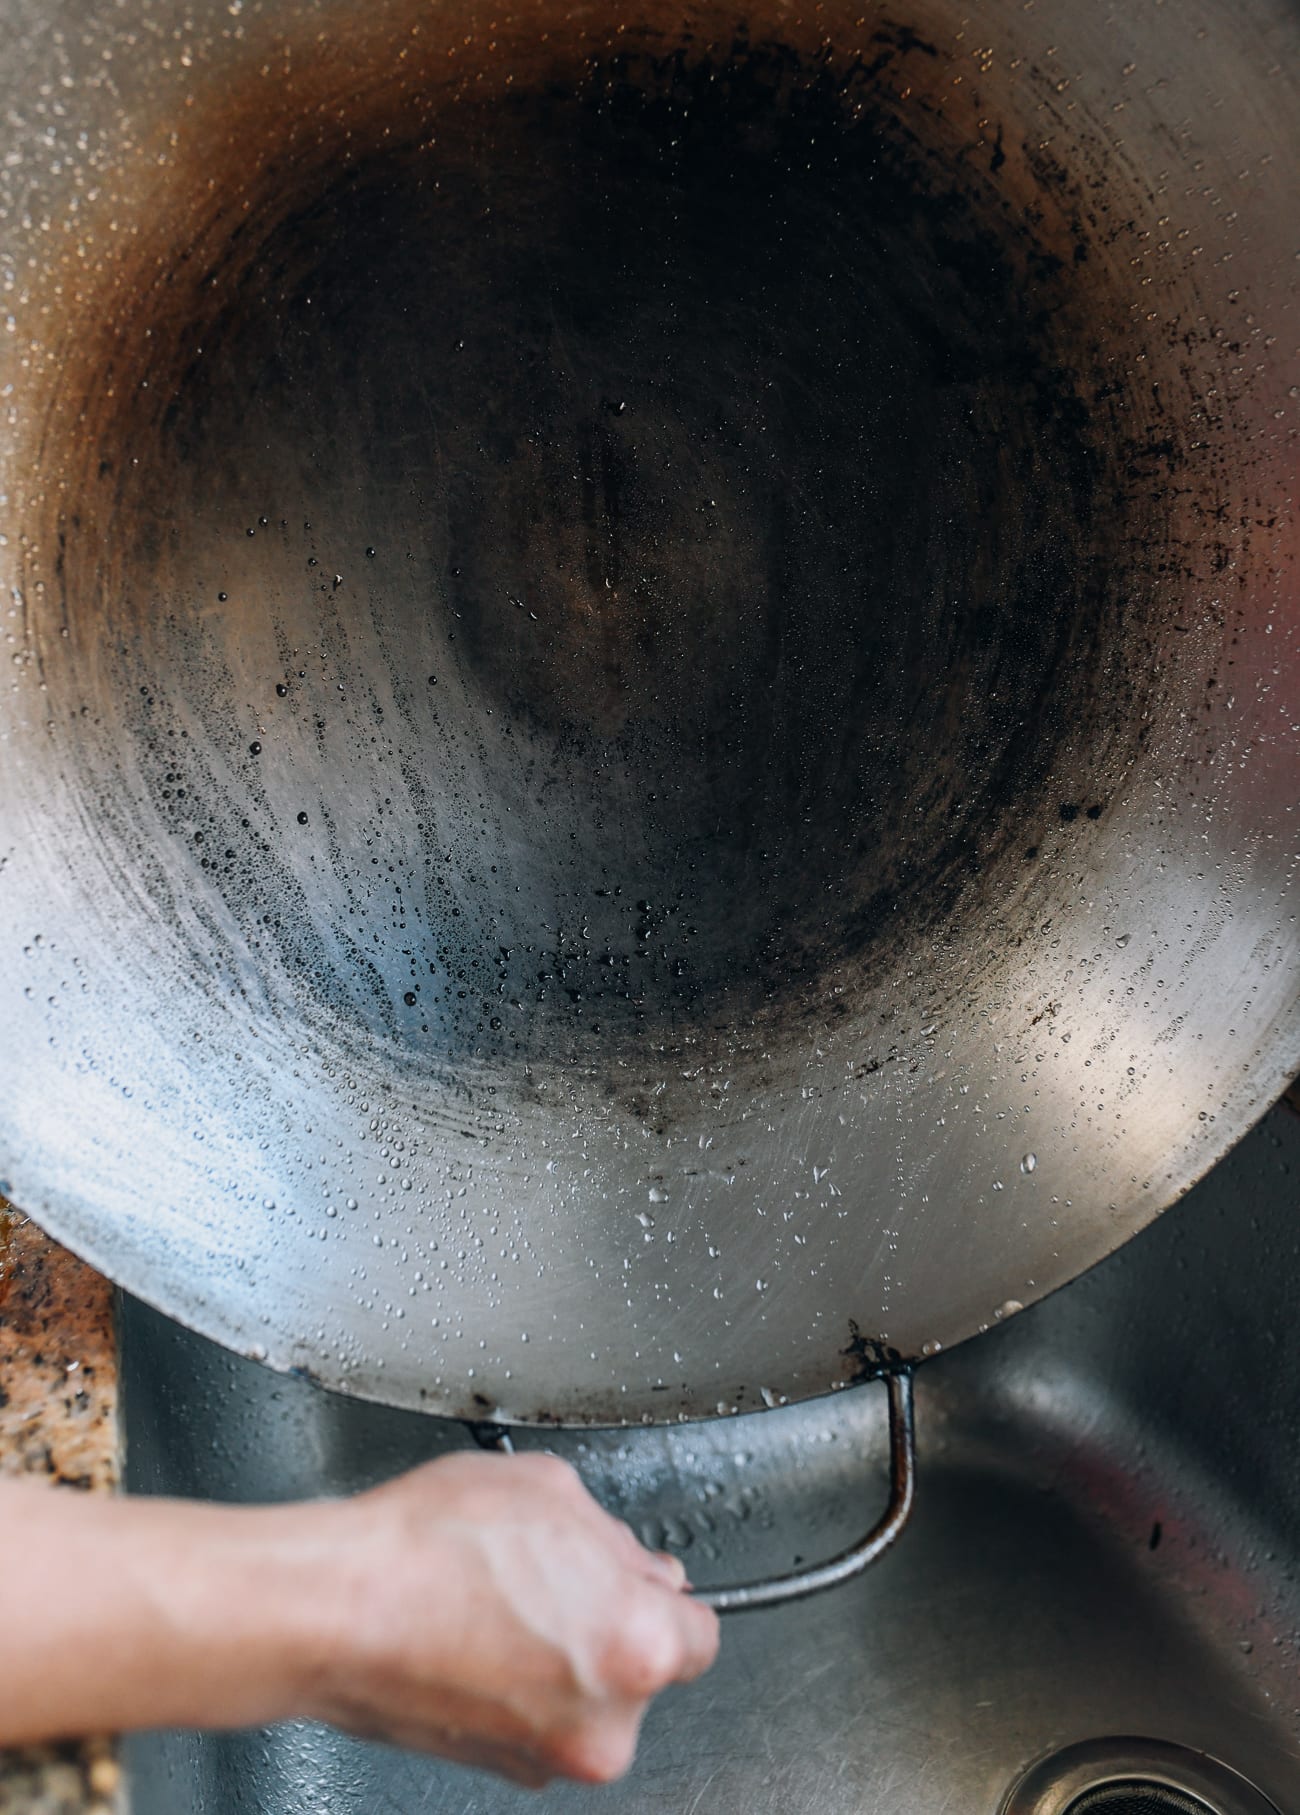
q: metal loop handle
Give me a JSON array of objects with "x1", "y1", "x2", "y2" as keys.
[
  {"x1": 463, "y1": 1369, "x2": 916, "y2": 1616},
  {"x1": 694, "y1": 1369, "x2": 916, "y2": 1614}
]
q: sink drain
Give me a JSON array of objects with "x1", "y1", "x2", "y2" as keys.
[
  {"x1": 1066, "y1": 1790, "x2": 1220, "y2": 1815},
  {"x1": 1001, "y1": 1740, "x2": 1282, "y2": 1815}
]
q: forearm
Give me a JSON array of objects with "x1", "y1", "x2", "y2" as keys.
[{"x1": 0, "y1": 1479, "x2": 326, "y2": 1744}]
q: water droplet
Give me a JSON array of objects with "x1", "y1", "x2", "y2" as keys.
[
  {"x1": 1115, "y1": 933, "x2": 1132, "y2": 948},
  {"x1": 297, "y1": 810, "x2": 309, "y2": 825},
  {"x1": 1020, "y1": 1152, "x2": 1037, "y2": 1174},
  {"x1": 995, "y1": 1298, "x2": 1024, "y2": 1320}
]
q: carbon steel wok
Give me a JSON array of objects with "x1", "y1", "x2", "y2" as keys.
[{"x1": 1, "y1": 0, "x2": 1298, "y2": 1478}]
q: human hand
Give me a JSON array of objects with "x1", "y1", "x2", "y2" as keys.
[{"x1": 297, "y1": 1451, "x2": 720, "y2": 1786}]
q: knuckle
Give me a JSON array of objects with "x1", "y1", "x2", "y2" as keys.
[{"x1": 606, "y1": 1608, "x2": 681, "y2": 1696}]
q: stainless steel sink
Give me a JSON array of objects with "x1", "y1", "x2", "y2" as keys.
[{"x1": 122, "y1": 1098, "x2": 1300, "y2": 1814}]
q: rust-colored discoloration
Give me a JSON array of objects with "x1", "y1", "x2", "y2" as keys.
[
  {"x1": 0, "y1": 1204, "x2": 14, "y2": 1309},
  {"x1": 0, "y1": 1202, "x2": 123, "y2": 1811},
  {"x1": 841, "y1": 1320, "x2": 903, "y2": 1386}
]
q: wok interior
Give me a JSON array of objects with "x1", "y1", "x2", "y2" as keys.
[
  {"x1": 10, "y1": 0, "x2": 1296, "y2": 1418},
  {"x1": 58, "y1": 18, "x2": 1147, "y2": 1076}
]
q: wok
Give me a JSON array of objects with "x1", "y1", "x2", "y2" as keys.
[{"x1": 2, "y1": 0, "x2": 1298, "y2": 1481}]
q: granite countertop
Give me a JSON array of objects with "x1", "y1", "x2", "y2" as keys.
[{"x1": 0, "y1": 1203, "x2": 124, "y2": 1815}]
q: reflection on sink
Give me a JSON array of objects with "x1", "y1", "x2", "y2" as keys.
[{"x1": 123, "y1": 1101, "x2": 1300, "y2": 1814}]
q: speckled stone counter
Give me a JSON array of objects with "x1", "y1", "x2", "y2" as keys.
[{"x1": 0, "y1": 1204, "x2": 125, "y2": 1815}]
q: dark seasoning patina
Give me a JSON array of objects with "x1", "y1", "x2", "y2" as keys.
[{"x1": 34, "y1": 21, "x2": 1167, "y2": 1089}]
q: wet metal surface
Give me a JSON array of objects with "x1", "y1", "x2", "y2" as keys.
[
  {"x1": 1, "y1": 0, "x2": 1298, "y2": 1419},
  {"x1": 124, "y1": 1100, "x2": 1300, "y2": 1813},
  {"x1": 695, "y1": 1368, "x2": 915, "y2": 1611},
  {"x1": 1000, "y1": 1738, "x2": 1282, "y2": 1815}
]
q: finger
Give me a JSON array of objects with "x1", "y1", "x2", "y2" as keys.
[
  {"x1": 665, "y1": 1594, "x2": 721, "y2": 1683},
  {"x1": 583, "y1": 1502, "x2": 676, "y2": 1573},
  {"x1": 586, "y1": 1511, "x2": 692, "y2": 1593},
  {"x1": 637, "y1": 1548, "x2": 688, "y2": 1591},
  {"x1": 555, "y1": 1710, "x2": 643, "y2": 1786}
]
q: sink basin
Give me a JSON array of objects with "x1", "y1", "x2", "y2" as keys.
[{"x1": 122, "y1": 1098, "x2": 1300, "y2": 1814}]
